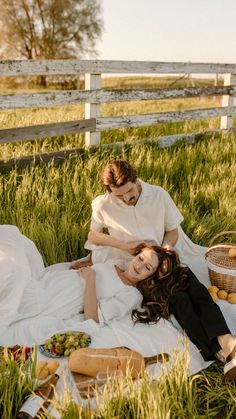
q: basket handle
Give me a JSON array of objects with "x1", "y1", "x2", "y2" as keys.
[
  {"x1": 208, "y1": 231, "x2": 236, "y2": 248},
  {"x1": 205, "y1": 243, "x2": 236, "y2": 259}
]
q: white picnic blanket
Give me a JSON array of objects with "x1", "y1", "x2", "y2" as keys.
[
  {"x1": 0, "y1": 226, "x2": 235, "y2": 379},
  {"x1": 1, "y1": 269, "x2": 235, "y2": 379}
]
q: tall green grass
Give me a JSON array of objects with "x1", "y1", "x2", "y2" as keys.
[
  {"x1": 0, "y1": 349, "x2": 37, "y2": 419},
  {"x1": 0, "y1": 76, "x2": 236, "y2": 417},
  {"x1": 12, "y1": 344, "x2": 235, "y2": 419},
  {"x1": 2, "y1": 342, "x2": 235, "y2": 418},
  {"x1": 1, "y1": 133, "x2": 235, "y2": 264}
]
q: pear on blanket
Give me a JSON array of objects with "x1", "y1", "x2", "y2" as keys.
[
  {"x1": 227, "y1": 293, "x2": 236, "y2": 304},
  {"x1": 36, "y1": 361, "x2": 49, "y2": 380},
  {"x1": 217, "y1": 290, "x2": 228, "y2": 300},
  {"x1": 47, "y1": 360, "x2": 60, "y2": 374},
  {"x1": 208, "y1": 285, "x2": 219, "y2": 294},
  {"x1": 35, "y1": 360, "x2": 60, "y2": 379},
  {"x1": 208, "y1": 286, "x2": 219, "y2": 302},
  {"x1": 209, "y1": 292, "x2": 218, "y2": 302}
]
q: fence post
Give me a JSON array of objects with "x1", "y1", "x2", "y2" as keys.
[
  {"x1": 85, "y1": 73, "x2": 101, "y2": 147},
  {"x1": 220, "y1": 73, "x2": 236, "y2": 130}
]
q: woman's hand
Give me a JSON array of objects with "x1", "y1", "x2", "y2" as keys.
[
  {"x1": 78, "y1": 266, "x2": 96, "y2": 281},
  {"x1": 70, "y1": 260, "x2": 92, "y2": 270},
  {"x1": 69, "y1": 253, "x2": 92, "y2": 270}
]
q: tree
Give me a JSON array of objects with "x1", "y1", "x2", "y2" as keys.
[{"x1": 0, "y1": 0, "x2": 103, "y2": 60}]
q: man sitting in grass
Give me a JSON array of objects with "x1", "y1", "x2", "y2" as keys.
[{"x1": 72, "y1": 159, "x2": 209, "y2": 288}]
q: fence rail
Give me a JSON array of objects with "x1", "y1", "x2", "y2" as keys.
[
  {"x1": 1, "y1": 59, "x2": 236, "y2": 75},
  {"x1": 1, "y1": 85, "x2": 235, "y2": 110},
  {"x1": 0, "y1": 59, "x2": 236, "y2": 165}
]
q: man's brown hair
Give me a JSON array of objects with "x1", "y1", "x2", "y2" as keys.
[{"x1": 101, "y1": 160, "x2": 137, "y2": 191}]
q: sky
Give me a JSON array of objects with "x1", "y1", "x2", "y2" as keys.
[{"x1": 97, "y1": 0, "x2": 236, "y2": 63}]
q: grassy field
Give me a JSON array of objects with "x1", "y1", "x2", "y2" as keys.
[
  {"x1": 0, "y1": 75, "x2": 229, "y2": 160},
  {"x1": 0, "y1": 77, "x2": 236, "y2": 417},
  {"x1": 1, "y1": 133, "x2": 235, "y2": 265}
]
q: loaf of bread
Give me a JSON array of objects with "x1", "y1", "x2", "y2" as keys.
[{"x1": 68, "y1": 347, "x2": 145, "y2": 379}]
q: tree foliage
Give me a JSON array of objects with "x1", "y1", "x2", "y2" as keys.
[{"x1": 0, "y1": 0, "x2": 103, "y2": 59}]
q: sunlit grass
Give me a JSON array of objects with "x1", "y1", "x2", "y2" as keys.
[
  {"x1": 2, "y1": 342, "x2": 235, "y2": 418},
  {"x1": 0, "y1": 132, "x2": 235, "y2": 264},
  {"x1": 0, "y1": 76, "x2": 236, "y2": 417},
  {"x1": 0, "y1": 349, "x2": 37, "y2": 419},
  {"x1": 4, "y1": 343, "x2": 233, "y2": 419},
  {"x1": 0, "y1": 75, "x2": 232, "y2": 159}
]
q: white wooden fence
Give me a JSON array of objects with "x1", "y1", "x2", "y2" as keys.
[{"x1": 0, "y1": 59, "x2": 236, "y2": 165}]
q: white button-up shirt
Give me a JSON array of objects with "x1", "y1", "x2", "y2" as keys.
[{"x1": 86, "y1": 180, "x2": 183, "y2": 263}]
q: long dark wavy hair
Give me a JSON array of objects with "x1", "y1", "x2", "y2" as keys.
[{"x1": 132, "y1": 246, "x2": 189, "y2": 324}]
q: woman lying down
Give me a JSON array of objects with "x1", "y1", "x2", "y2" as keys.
[{"x1": 0, "y1": 225, "x2": 235, "y2": 380}]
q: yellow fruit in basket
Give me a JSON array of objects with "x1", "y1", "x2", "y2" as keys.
[
  {"x1": 47, "y1": 360, "x2": 60, "y2": 374},
  {"x1": 208, "y1": 285, "x2": 219, "y2": 294},
  {"x1": 217, "y1": 290, "x2": 228, "y2": 300},
  {"x1": 227, "y1": 293, "x2": 236, "y2": 304},
  {"x1": 209, "y1": 292, "x2": 218, "y2": 302},
  {"x1": 36, "y1": 361, "x2": 49, "y2": 380},
  {"x1": 228, "y1": 248, "x2": 236, "y2": 258}
]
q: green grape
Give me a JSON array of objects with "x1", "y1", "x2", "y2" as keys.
[{"x1": 68, "y1": 336, "x2": 75, "y2": 344}]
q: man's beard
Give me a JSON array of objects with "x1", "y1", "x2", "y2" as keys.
[{"x1": 127, "y1": 196, "x2": 137, "y2": 205}]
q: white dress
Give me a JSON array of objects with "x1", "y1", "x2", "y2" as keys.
[{"x1": 0, "y1": 225, "x2": 142, "y2": 329}]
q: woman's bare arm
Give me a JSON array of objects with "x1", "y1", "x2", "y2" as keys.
[{"x1": 78, "y1": 267, "x2": 99, "y2": 322}]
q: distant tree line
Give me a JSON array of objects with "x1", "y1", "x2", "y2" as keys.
[{"x1": 0, "y1": 0, "x2": 103, "y2": 86}]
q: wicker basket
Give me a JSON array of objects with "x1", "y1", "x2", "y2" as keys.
[{"x1": 205, "y1": 231, "x2": 236, "y2": 293}]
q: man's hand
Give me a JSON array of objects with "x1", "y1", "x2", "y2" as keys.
[
  {"x1": 162, "y1": 244, "x2": 175, "y2": 252},
  {"x1": 162, "y1": 243, "x2": 179, "y2": 258},
  {"x1": 125, "y1": 241, "x2": 147, "y2": 255}
]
